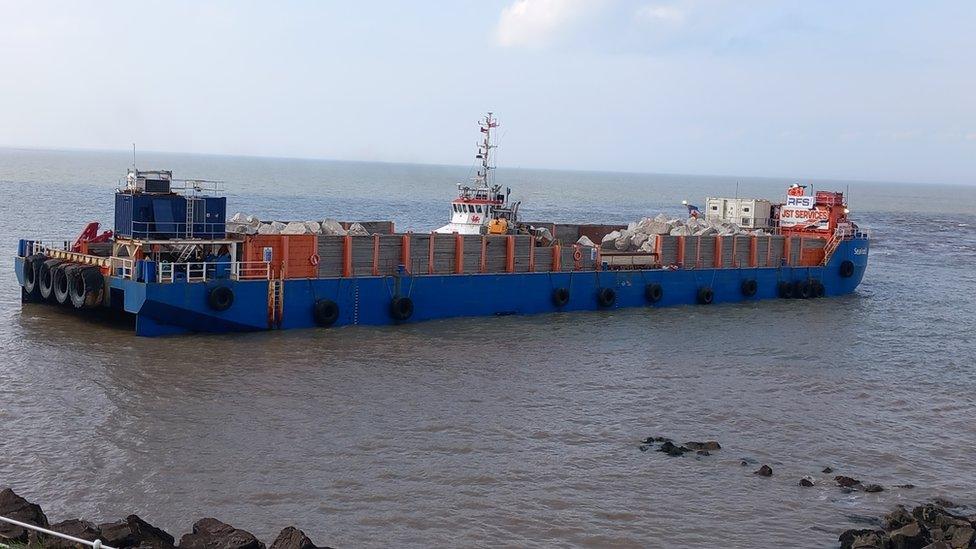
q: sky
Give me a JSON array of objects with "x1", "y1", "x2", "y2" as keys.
[{"x1": 0, "y1": 0, "x2": 974, "y2": 185}]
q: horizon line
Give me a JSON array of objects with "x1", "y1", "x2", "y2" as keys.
[{"x1": 0, "y1": 143, "x2": 970, "y2": 190}]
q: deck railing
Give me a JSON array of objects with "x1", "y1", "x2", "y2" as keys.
[{"x1": 156, "y1": 261, "x2": 270, "y2": 283}]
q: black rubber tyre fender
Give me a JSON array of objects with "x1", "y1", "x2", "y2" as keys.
[
  {"x1": 740, "y1": 279, "x2": 758, "y2": 297},
  {"x1": 313, "y1": 299, "x2": 340, "y2": 327},
  {"x1": 596, "y1": 287, "x2": 616, "y2": 308},
  {"x1": 697, "y1": 286, "x2": 714, "y2": 305},
  {"x1": 390, "y1": 296, "x2": 414, "y2": 321},
  {"x1": 69, "y1": 267, "x2": 104, "y2": 309},
  {"x1": 777, "y1": 281, "x2": 794, "y2": 299},
  {"x1": 812, "y1": 280, "x2": 826, "y2": 298},
  {"x1": 839, "y1": 260, "x2": 855, "y2": 278},
  {"x1": 552, "y1": 287, "x2": 570, "y2": 307},
  {"x1": 53, "y1": 264, "x2": 78, "y2": 305},
  {"x1": 645, "y1": 283, "x2": 663, "y2": 303},
  {"x1": 207, "y1": 285, "x2": 235, "y2": 311},
  {"x1": 23, "y1": 254, "x2": 45, "y2": 295},
  {"x1": 795, "y1": 280, "x2": 813, "y2": 299},
  {"x1": 38, "y1": 259, "x2": 62, "y2": 301}
]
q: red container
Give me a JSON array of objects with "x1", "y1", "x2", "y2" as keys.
[{"x1": 243, "y1": 234, "x2": 318, "y2": 279}]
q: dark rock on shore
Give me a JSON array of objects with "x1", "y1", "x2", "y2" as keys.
[
  {"x1": 799, "y1": 476, "x2": 815, "y2": 487},
  {"x1": 99, "y1": 514, "x2": 176, "y2": 548},
  {"x1": 754, "y1": 465, "x2": 773, "y2": 477},
  {"x1": 839, "y1": 528, "x2": 888, "y2": 549},
  {"x1": 179, "y1": 518, "x2": 265, "y2": 549},
  {"x1": 842, "y1": 502, "x2": 976, "y2": 549},
  {"x1": 836, "y1": 476, "x2": 862, "y2": 488},
  {"x1": 658, "y1": 440, "x2": 691, "y2": 457},
  {"x1": 34, "y1": 519, "x2": 102, "y2": 549},
  {"x1": 863, "y1": 484, "x2": 884, "y2": 493},
  {"x1": 684, "y1": 441, "x2": 721, "y2": 451},
  {"x1": 0, "y1": 488, "x2": 49, "y2": 542},
  {"x1": 269, "y1": 526, "x2": 334, "y2": 549},
  {"x1": 823, "y1": 466, "x2": 834, "y2": 474},
  {"x1": 888, "y1": 521, "x2": 925, "y2": 549},
  {"x1": 641, "y1": 436, "x2": 672, "y2": 444},
  {"x1": 884, "y1": 507, "x2": 915, "y2": 531}
]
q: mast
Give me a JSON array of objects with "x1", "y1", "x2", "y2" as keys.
[{"x1": 475, "y1": 112, "x2": 498, "y2": 192}]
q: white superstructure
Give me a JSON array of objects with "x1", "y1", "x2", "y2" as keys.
[{"x1": 435, "y1": 113, "x2": 519, "y2": 235}]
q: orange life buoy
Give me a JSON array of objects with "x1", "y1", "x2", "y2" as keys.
[
  {"x1": 309, "y1": 254, "x2": 320, "y2": 266},
  {"x1": 573, "y1": 249, "x2": 583, "y2": 261}
]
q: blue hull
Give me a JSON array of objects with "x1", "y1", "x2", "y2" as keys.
[{"x1": 16, "y1": 238, "x2": 869, "y2": 337}]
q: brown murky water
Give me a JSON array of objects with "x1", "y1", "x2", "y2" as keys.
[{"x1": 2, "y1": 149, "x2": 975, "y2": 547}]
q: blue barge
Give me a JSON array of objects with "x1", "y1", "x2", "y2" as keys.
[{"x1": 12, "y1": 117, "x2": 869, "y2": 337}]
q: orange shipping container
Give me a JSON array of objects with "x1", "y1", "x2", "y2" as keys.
[{"x1": 243, "y1": 234, "x2": 319, "y2": 279}]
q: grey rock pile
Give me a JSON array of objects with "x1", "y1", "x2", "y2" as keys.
[
  {"x1": 228, "y1": 213, "x2": 367, "y2": 236},
  {"x1": 600, "y1": 213, "x2": 770, "y2": 253}
]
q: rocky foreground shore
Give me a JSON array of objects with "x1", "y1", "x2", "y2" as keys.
[
  {"x1": 839, "y1": 503, "x2": 976, "y2": 549},
  {"x1": 0, "y1": 488, "x2": 332, "y2": 549}
]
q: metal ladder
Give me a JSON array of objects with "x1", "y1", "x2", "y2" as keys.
[
  {"x1": 267, "y1": 278, "x2": 283, "y2": 328},
  {"x1": 175, "y1": 244, "x2": 197, "y2": 263},
  {"x1": 185, "y1": 196, "x2": 196, "y2": 238},
  {"x1": 820, "y1": 229, "x2": 843, "y2": 266}
]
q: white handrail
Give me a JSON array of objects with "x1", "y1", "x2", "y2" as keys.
[
  {"x1": 156, "y1": 261, "x2": 270, "y2": 283},
  {"x1": 0, "y1": 514, "x2": 116, "y2": 549}
]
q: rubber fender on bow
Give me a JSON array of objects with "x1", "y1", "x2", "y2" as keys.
[
  {"x1": 645, "y1": 283, "x2": 663, "y2": 303},
  {"x1": 390, "y1": 296, "x2": 414, "y2": 321},
  {"x1": 38, "y1": 259, "x2": 63, "y2": 301},
  {"x1": 697, "y1": 286, "x2": 714, "y2": 305},
  {"x1": 552, "y1": 287, "x2": 570, "y2": 307},
  {"x1": 839, "y1": 260, "x2": 855, "y2": 278},
  {"x1": 53, "y1": 264, "x2": 80, "y2": 305},
  {"x1": 313, "y1": 299, "x2": 340, "y2": 327},
  {"x1": 207, "y1": 286, "x2": 235, "y2": 311},
  {"x1": 23, "y1": 253, "x2": 46, "y2": 296},
  {"x1": 740, "y1": 279, "x2": 758, "y2": 297},
  {"x1": 69, "y1": 266, "x2": 104, "y2": 309},
  {"x1": 596, "y1": 287, "x2": 616, "y2": 308}
]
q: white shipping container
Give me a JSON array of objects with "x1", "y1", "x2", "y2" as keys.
[{"x1": 704, "y1": 197, "x2": 772, "y2": 229}]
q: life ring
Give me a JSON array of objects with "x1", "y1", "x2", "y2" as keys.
[
  {"x1": 573, "y1": 249, "x2": 583, "y2": 261},
  {"x1": 309, "y1": 254, "x2": 320, "y2": 266},
  {"x1": 697, "y1": 286, "x2": 714, "y2": 305},
  {"x1": 777, "y1": 281, "x2": 794, "y2": 299},
  {"x1": 552, "y1": 287, "x2": 570, "y2": 307},
  {"x1": 207, "y1": 286, "x2": 235, "y2": 311},
  {"x1": 839, "y1": 260, "x2": 855, "y2": 278},
  {"x1": 645, "y1": 283, "x2": 663, "y2": 303},
  {"x1": 596, "y1": 287, "x2": 616, "y2": 308},
  {"x1": 740, "y1": 279, "x2": 758, "y2": 297},
  {"x1": 313, "y1": 299, "x2": 339, "y2": 326},
  {"x1": 390, "y1": 296, "x2": 414, "y2": 321}
]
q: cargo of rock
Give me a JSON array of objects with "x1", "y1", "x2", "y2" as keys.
[
  {"x1": 227, "y1": 215, "x2": 361, "y2": 236},
  {"x1": 601, "y1": 214, "x2": 769, "y2": 253}
]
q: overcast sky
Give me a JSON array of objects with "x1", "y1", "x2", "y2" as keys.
[{"x1": 1, "y1": 1, "x2": 974, "y2": 184}]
